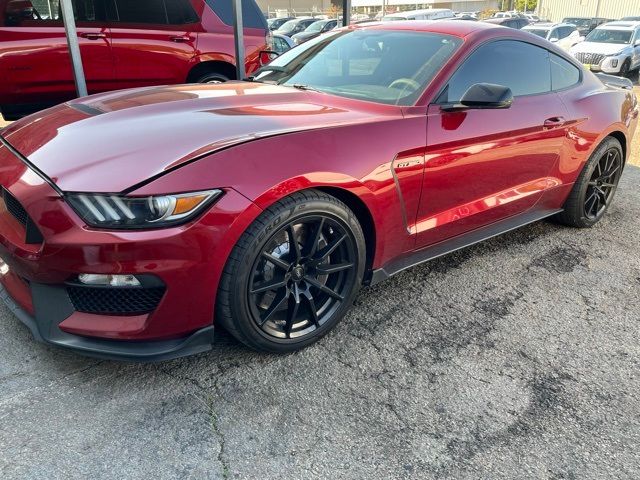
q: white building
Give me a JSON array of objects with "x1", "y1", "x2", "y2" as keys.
[{"x1": 537, "y1": 0, "x2": 640, "y2": 22}]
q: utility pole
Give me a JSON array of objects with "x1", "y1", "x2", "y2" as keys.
[
  {"x1": 232, "y1": 0, "x2": 246, "y2": 80},
  {"x1": 342, "y1": 0, "x2": 351, "y2": 26},
  {"x1": 60, "y1": 0, "x2": 87, "y2": 97}
]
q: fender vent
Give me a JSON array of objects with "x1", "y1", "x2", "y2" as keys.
[{"x1": 2, "y1": 188, "x2": 44, "y2": 244}]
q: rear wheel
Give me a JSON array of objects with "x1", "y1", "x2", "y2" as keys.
[
  {"x1": 196, "y1": 72, "x2": 230, "y2": 84},
  {"x1": 216, "y1": 190, "x2": 366, "y2": 352},
  {"x1": 554, "y1": 137, "x2": 624, "y2": 228}
]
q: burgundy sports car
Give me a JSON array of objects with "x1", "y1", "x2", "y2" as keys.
[{"x1": 0, "y1": 21, "x2": 637, "y2": 360}]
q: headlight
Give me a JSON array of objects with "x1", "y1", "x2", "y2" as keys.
[{"x1": 66, "y1": 190, "x2": 223, "y2": 229}]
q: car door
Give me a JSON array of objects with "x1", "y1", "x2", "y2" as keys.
[
  {"x1": 107, "y1": 0, "x2": 199, "y2": 88},
  {"x1": 415, "y1": 40, "x2": 570, "y2": 248},
  {"x1": 1, "y1": 0, "x2": 114, "y2": 106}
]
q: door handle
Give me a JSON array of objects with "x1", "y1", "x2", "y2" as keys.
[
  {"x1": 543, "y1": 116, "x2": 566, "y2": 129},
  {"x1": 170, "y1": 35, "x2": 192, "y2": 43},
  {"x1": 79, "y1": 32, "x2": 106, "y2": 40}
]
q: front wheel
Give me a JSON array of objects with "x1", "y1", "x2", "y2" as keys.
[
  {"x1": 216, "y1": 190, "x2": 366, "y2": 352},
  {"x1": 619, "y1": 58, "x2": 631, "y2": 77},
  {"x1": 554, "y1": 136, "x2": 624, "y2": 228}
]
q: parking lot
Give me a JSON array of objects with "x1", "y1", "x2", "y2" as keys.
[{"x1": 0, "y1": 81, "x2": 638, "y2": 479}]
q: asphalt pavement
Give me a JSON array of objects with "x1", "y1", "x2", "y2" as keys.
[{"x1": 1, "y1": 164, "x2": 639, "y2": 478}]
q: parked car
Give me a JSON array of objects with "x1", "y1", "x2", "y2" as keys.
[
  {"x1": 0, "y1": 0, "x2": 269, "y2": 120},
  {"x1": 622, "y1": 17, "x2": 640, "y2": 21},
  {"x1": 274, "y1": 17, "x2": 315, "y2": 37},
  {"x1": 291, "y1": 19, "x2": 337, "y2": 45},
  {"x1": 570, "y1": 21, "x2": 640, "y2": 76},
  {"x1": 382, "y1": 8, "x2": 454, "y2": 21},
  {"x1": 483, "y1": 17, "x2": 530, "y2": 29},
  {"x1": 523, "y1": 22, "x2": 583, "y2": 50},
  {"x1": 562, "y1": 17, "x2": 610, "y2": 37},
  {"x1": 271, "y1": 32, "x2": 295, "y2": 54},
  {"x1": 492, "y1": 12, "x2": 524, "y2": 19},
  {"x1": 524, "y1": 14, "x2": 541, "y2": 23},
  {"x1": 0, "y1": 21, "x2": 636, "y2": 360},
  {"x1": 448, "y1": 15, "x2": 478, "y2": 22},
  {"x1": 456, "y1": 11, "x2": 477, "y2": 18},
  {"x1": 267, "y1": 16, "x2": 294, "y2": 31}
]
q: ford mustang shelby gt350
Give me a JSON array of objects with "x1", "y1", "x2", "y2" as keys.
[{"x1": 0, "y1": 21, "x2": 637, "y2": 360}]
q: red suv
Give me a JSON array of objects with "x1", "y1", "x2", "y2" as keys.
[{"x1": 0, "y1": 0, "x2": 268, "y2": 119}]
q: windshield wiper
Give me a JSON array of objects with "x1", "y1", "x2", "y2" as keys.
[{"x1": 289, "y1": 83, "x2": 322, "y2": 93}]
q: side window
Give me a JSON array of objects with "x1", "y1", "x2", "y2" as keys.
[
  {"x1": 441, "y1": 40, "x2": 551, "y2": 103},
  {"x1": 551, "y1": 54, "x2": 580, "y2": 90},
  {"x1": 111, "y1": 0, "x2": 167, "y2": 24},
  {"x1": 109, "y1": 0, "x2": 198, "y2": 25},
  {"x1": 205, "y1": 0, "x2": 267, "y2": 29},
  {"x1": 4, "y1": 0, "x2": 105, "y2": 26},
  {"x1": 549, "y1": 28, "x2": 559, "y2": 40},
  {"x1": 560, "y1": 27, "x2": 572, "y2": 38}
]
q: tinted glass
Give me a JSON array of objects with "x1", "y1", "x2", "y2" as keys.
[
  {"x1": 563, "y1": 17, "x2": 591, "y2": 28},
  {"x1": 254, "y1": 30, "x2": 462, "y2": 106},
  {"x1": 443, "y1": 40, "x2": 551, "y2": 102},
  {"x1": 4, "y1": 0, "x2": 105, "y2": 25},
  {"x1": 205, "y1": 0, "x2": 267, "y2": 29},
  {"x1": 526, "y1": 28, "x2": 550, "y2": 39},
  {"x1": 585, "y1": 29, "x2": 633, "y2": 44},
  {"x1": 112, "y1": 0, "x2": 166, "y2": 23},
  {"x1": 551, "y1": 54, "x2": 580, "y2": 90}
]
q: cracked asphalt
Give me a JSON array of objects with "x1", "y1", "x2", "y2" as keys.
[
  {"x1": 0, "y1": 171, "x2": 639, "y2": 479},
  {"x1": 1, "y1": 89, "x2": 640, "y2": 479}
]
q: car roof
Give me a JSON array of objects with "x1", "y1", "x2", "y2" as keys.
[
  {"x1": 596, "y1": 21, "x2": 640, "y2": 30},
  {"x1": 349, "y1": 19, "x2": 511, "y2": 38},
  {"x1": 523, "y1": 22, "x2": 574, "y2": 29},
  {"x1": 385, "y1": 8, "x2": 452, "y2": 16}
]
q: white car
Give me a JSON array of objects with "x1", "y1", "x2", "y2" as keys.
[
  {"x1": 382, "y1": 8, "x2": 454, "y2": 21},
  {"x1": 570, "y1": 21, "x2": 640, "y2": 76},
  {"x1": 523, "y1": 23, "x2": 583, "y2": 50}
]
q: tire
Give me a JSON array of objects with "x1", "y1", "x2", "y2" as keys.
[
  {"x1": 216, "y1": 189, "x2": 366, "y2": 353},
  {"x1": 196, "y1": 71, "x2": 230, "y2": 84},
  {"x1": 554, "y1": 136, "x2": 624, "y2": 228},
  {"x1": 619, "y1": 58, "x2": 631, "y2": 78}
]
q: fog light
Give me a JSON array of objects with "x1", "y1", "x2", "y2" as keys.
[
  {"x1": 78, "y1": 274, "x2": 141, "y2": 287},
  {"x1": 611, "y1": 59, "x2": 618, "y2": 68}
]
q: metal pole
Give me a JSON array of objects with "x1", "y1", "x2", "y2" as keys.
[
  {"x1": 60, "y1": 0, "x2": 87, "y2": 97},
  {"x1": 232, "y1": 0, "x2": 246, "y2": 80},
  {"x1": 342, "y1": 0, "x2": 351, "y2": 26}
]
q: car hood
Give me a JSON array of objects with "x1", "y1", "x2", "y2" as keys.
[
  {"x1": 571, "y1": 41, "x2": 629, "y2": 55},
  {"x1": 1, "y1": 82, "x2": 391, "y2": 193}
]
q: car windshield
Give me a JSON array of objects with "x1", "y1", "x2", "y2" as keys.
[
  {"x1": 563, "y1": 18, "x2": 591, "y2": 27},
  {"x1": 382, "y1": 16, "x2": 409, "y2": 21},
  {"x1": 278, "y1": 20, "x2": 299, "y2": 31},
  {"x1": 253, "y1": 29, "x2": 462, "y2": 106},
  {"x1": 525, "y1": 29, "x2": 550, "y2": 38},
  {"x1": 585, "y1": 29, "x2": 633, "y2": 44},
  {"x1": 306, "y1": 20, "x2": 327, "y2": 32}
]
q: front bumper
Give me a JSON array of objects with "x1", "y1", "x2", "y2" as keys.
[
  {"x1": 0, "y1": 282, "x2": 214, "y2": 361},
  {"x1": 0, "y1": 135, "x2": 259, "y2": 360}
]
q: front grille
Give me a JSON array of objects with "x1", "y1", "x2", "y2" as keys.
[
  {"x1": 1, "y1": 188, "x2": 44, "y2": 244},
  {"x1": 574, "y1": 52, "x2": 606, "y2": 65},
  {"x1": 3, "y1": 188, "x2": 28, "y2": 226},
  {"x1": 67, "y1": 286, "x2": 166, "y2": 315}
]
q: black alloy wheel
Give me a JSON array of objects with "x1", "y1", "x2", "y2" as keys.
[
  {"x1": 248, "y1": 215, "x2": 358, "y2": 340},
  {"x1": 555, "y1": 136, "x2": 624, "y2": 228},
  {"x1": 216, "y1": 190, "x2": 366, "y2": 352},
  {"x1": 583, "y1": 147, "x2": 622, "y2": 220}
]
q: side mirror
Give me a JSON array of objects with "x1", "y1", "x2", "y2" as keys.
[
  {"x1": 635, "y1": 39, "x2": 640, "y2": 46},
  {"x1": 550, "y1": 37, "x2": 559, "y2": 42},
  {"x1": 443, "y1": 83, "x2": 513, "y2": 111}
]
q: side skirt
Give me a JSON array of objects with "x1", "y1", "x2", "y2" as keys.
[{"x1": 367, "y1": 208, "x2": 562, "y2": 285}]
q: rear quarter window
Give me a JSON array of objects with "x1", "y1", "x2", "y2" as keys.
[
  {"x1": 551, "y1": 54, "x2": 581, "y2": 90},
  {"x1": 205, "y1": 0, "x2": 267, "y2": 30}
]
